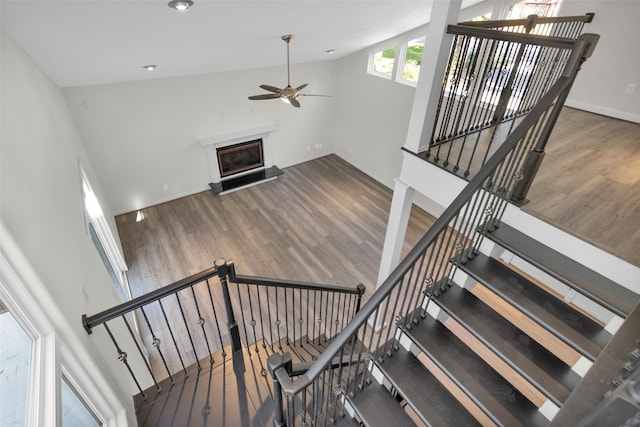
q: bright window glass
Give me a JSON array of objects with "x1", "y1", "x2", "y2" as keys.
[
  {"x1": 400, "y1": 36, "x2": 425, "y2": 84},
  {"x1": 371, "y1": 46, "x2": 396, "y2": 77},
  {"x1": 62, "y1": 376, "x2": 101, "y2": 427},
  {"x1": 507, "y1": 0, "x2": 559, "y2": 19},
  {"x1": 0, "y1": 299, "x2": 33, "y2": 426}
]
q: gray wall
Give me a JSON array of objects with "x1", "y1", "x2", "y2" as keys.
[
  {"x1": 559, "y1": 0, "x2": 640, "y2": 122},
  {"x1": 1, "y1": 31, "x2": 137, "y2": 423},
  {"x1": 64, "y1": 62, "x2": 338, "y2": 214}
]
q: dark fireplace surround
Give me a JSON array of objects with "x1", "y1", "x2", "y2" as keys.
[
  {"x1": 217, "y1": 139, "x2": 265, "y2": 178},
  {"x1": 200, "y1": 125, "x2": 282, "y2": 194}
]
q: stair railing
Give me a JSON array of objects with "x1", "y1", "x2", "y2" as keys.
[
  {"x1": 82, "y1": 259, "x2": 363, "y2": 401},
  {"x1": 426, "y1": 13, "x2": 594, "y2": 179},
  {"x1": 225, "y1": 260, "x2": 365, "y2": 356},
  {"x1": 268, "y1": 33, "x2": 598, "y2": 427}
]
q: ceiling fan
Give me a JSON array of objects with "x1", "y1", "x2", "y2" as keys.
[{"x1": 248, "y1": 34, "x2": 330, "y2": 108}]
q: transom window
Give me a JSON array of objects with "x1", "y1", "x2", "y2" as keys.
[{"x1": 369, "y1": 45, "x2": 396, "y2": 78}]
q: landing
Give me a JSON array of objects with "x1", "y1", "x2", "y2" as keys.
[{"x1": 135, "y1": 348, "x2": 275, "y2": 426}]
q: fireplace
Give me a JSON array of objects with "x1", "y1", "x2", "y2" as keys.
[
  {"x1": 217, "y1": 139, "x2": 264, "y2": 177},
  {"x1": 198, "y1": 124, "x2": 282, "y2": 194}
]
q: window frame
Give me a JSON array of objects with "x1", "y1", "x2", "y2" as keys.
[
  {"x1": 367, "y1": 43, "x2": 398, "y2": 80},
  {"x1": 0, "y1": 251, "x2": 117, "y2": 426},
  {"x1": 79, "y1": 165, "x2": 131, "y2": 302},
  {"x1": 396, "y1": 35, "x2": 426, "y2": 87}
]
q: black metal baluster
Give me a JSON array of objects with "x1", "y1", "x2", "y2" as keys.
[
  {"x1": 235, "y1": 282, "x2": 251, "y2": 350},
  {"x1": 313, "y1": 289, "x2": 318, "y2": 344},
  {"x1": 312, "y1": 379, "x2": 319, "y2": 427},
  {"x1": 305, "y1": 288, "x2": 310, "y2": 343},
  {"x1": 104, "y1": 322, "x2": 146, "y2": 399},
  {"x1": 298, "y1": 288, "x2": 303, "y2": 347},
  {"x1": 140, "y1": 306, "x2": 174, "y2": 384},
  {"x1": 122, "y1": 314, "x2": 160, "y2": 392},
  {"x1": 255, "y1": 285, "x2": 268, "y2": 353},
  {"x1": 175, "y1": 291, "x2": 201, "y2": 370},
  {"x1": 275, "y1": 287, "x2": 283, "y2": 351},
  {"x1": 204, "y1": 278, "x2": 226, "y2": 357},
  {"x1": 284, "y1": 287, "x2": 290, "y2": 345},
  {"x1": 265, "y1": 286, "x2": 275, "y2": 353},
  {"x1": 159, "y1": 299, "x2": 188, "y2": 377},
  {"x1": 322, "y1": 291, "x2": 329, "y2": 343},
  {"x1": 189, "y1": 285, "x2": 213, "y2": 364},
  {"x1": 301, "y1": 388, "x2": 307, "y2": 427},
  {"x1": 245, "y1": 283, "x2": 259, "y2": 353},
  {"x1": 328, "y1": 291, "x2": 336, "y2": 340}
]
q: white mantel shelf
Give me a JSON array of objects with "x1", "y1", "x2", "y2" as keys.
[{"x1": 197, "y1": 124, "x2": 278, "y2": 147}]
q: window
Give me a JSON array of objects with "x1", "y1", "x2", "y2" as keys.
[
  {"x1": 506, "y1": 0, "x2": 559, "y2": 19},
  {"x1": 398, "y1": 36, "x2": 425, "y2": 85},
  {"x1": 369, "y1": 45, "x2": 396, "y2": 78},
  {"x1": 0, "y1": 298, "x2": 33, "y2": 426},
  {"x1": 80, "y1": 166, "x2": 130, "y2": 301},
  {"x1": 62, "y1": 375, "x2": 102, "y2": 427},
  {"x1": 1, "y1": 253, "x2": 115, "y2": 425}
]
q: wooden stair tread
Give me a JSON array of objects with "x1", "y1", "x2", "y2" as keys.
[
  {"x1": 484, "y1": 222, "x2": 638, "y2": 318},
  {"x1": 407, "y1": 316, "x2": 550, "y2": 427},
  {"x1": 349, "y1": 382, "x2": 419, "y2": 427},
  {"x1": 435, "y1": 285, "x2": 580, "y2": 406},
  {"x1": 377, "y1": 345, "x2": 480, "y2": 426},
  {"x1": 459, "y1": 252, "x2": 611, "y2": 360}
]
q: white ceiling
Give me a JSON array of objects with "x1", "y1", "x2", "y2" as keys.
[{"x1": 1, "y1": 0, "x2": 479, "y2": 88}]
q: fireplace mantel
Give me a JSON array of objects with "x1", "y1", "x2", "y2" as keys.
[
  {"x1": 197, "y1": 123, "x2": 280, "y2": 193},
  {"x1": 198, "y1": 124, "x2": 278, "y2": 148}
]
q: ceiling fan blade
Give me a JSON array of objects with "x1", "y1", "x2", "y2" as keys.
[
  {"x1": 248, "y1": 93, "x2": 281, "y2": 100},
  {"x1": 295, "y1": 83, "x2": 308, "y2": 91},
  {"x1": 289, "y1": 97, "x2": 301, "y2": 108},
  {"x1": 260, "y1": 84, "x2": 282, "y2": 93}
]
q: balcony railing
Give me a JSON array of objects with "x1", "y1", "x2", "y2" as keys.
[
  {"x1": 268, "y1": 30, "x2": 599, "y2": 426},
  {"x1": 82, "y1": 259, "x2": 364, "y2": 400},
  {"x1": 424, "y1": 13, "x2": 594, "y2": 180}
]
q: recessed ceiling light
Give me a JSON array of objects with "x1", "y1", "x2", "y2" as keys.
[
  {"x1": 325, "y1": 49, "x2": 335, "y2": 54},
  {"x1": 142, "y1": 64, "x2": 158, "y2": 71},
  {"x1": 168, "y1": 0, "x2": 193, "y2": 12}
]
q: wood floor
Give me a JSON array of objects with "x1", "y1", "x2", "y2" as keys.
[
  {"x1": 117, "y1": 154, "x2": 435, "y2": 306},
  {"x1": 524, "y1": 107, "x2": 640, "y2": 267}
]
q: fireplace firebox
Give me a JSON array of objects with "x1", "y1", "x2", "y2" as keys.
[{"x1": 216, "y1": 139, "x2": 264, "y2": 177}]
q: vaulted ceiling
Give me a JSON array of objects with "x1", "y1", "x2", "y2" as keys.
[{"x1": 1, "y1": 0, "x2": 480, "y2": 88}]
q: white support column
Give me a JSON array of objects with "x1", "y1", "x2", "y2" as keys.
[
  {"x1": 376, "y1": 179, "x2": 415, "y2": 290},
  {"x1": 403, "y1": 0, "x2": 463, "y2": 153}
]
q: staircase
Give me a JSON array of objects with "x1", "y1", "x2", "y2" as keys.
[{"x1": 345, "y1": 221, "x2": 639, "y2": 426}]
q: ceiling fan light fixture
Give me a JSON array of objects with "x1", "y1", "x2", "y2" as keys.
[
  {"x1": 168, "y1": 0, "x2": 193, "y2": 12},
  {"x1": 280, "y1": 97, "x2": 291, "y2": 104}
]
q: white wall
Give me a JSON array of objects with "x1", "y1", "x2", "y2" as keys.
[
  {"x1": 559, "y1": 0, "x2": 640, "y2": 123},
  {"x1": 1, "y1": 31, "x2": 139, "y2": 424},
  {"x1": 63, "y1": 61, "x2": 338, "y2": 214}
]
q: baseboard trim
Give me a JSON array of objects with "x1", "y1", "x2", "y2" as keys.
[{"x1": 564, "y1": 100, "x2": 640, "y2": 124}]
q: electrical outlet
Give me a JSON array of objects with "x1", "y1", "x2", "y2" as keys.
[
  {"x1": 307, "y1": 146, "x2": 311, "y2": 152},
  {"x1": 625, "y1": 83, "x2": 636, "y2": 95},
  {"x1": 315, "y1": 144, "x2": 322, "y2": 149},
  {"x1": 163, "y1": 184, "x2": 169, "y2": 190}
]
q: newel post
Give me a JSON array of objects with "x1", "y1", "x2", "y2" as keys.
[
  {"x1": 355, "y1": 284, "x2": 366, "y2": 313},
  {"x1": 268, "y1": 352, "x2": 293, "y2": 427},
  {"x1": 216, "y1": 258, "x2": 243, "y2": 353},
  {"x1": 510, "y1": 33, "x2": 600, "y2": 206}
]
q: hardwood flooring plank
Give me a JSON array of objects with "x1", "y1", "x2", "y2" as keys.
[{"x1": 116, "y1": 155, "x2": 437, "y2": 378}]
